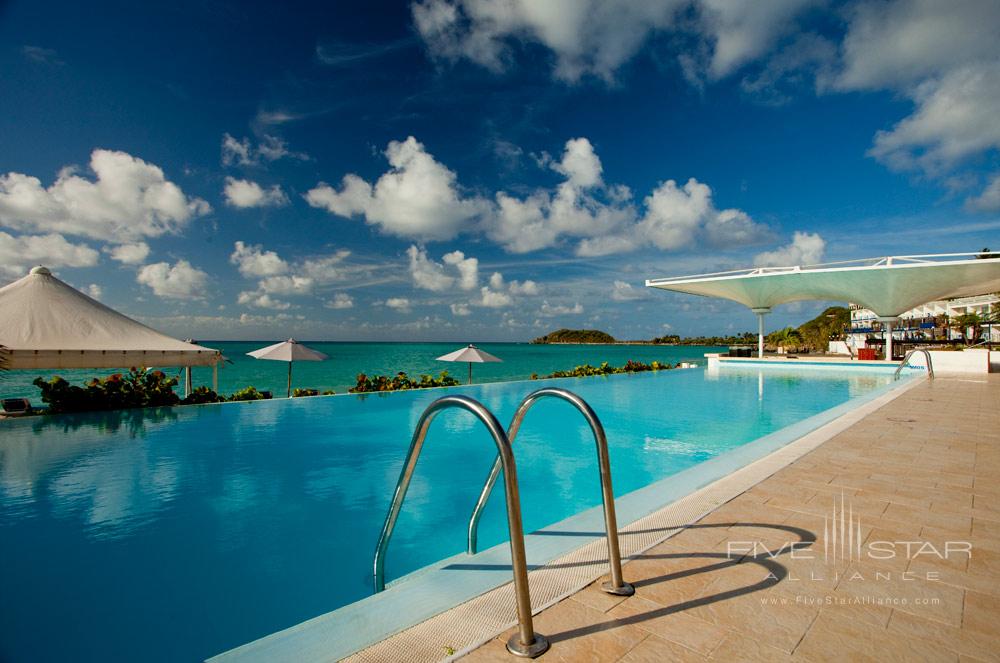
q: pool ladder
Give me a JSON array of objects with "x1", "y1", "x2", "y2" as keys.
[
  {"x1": 372, "y1": 388, "x2": 633, "y2": 658},
  {"x1": 894, "y1": 349, "x2": 934, "y2": 380}
]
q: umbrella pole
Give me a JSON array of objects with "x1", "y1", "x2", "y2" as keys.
[
  {"x1": 287, "y1": 362, "x2": 292, "y2": 398},
  {"x1": 468, "y1": 362, "x2": 472, "y2": 385}
]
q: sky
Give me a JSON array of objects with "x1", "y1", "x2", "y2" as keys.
[{"x1": 1, "y1": 0, "x2": 999, "y2": 342}]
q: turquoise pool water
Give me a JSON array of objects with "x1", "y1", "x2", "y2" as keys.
[{"x1": 0, "y1": 366, "x2": 895, "y2": 662}]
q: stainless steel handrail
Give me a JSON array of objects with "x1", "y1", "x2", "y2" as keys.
[
  {"x1": 894, "y1": 349, "x2": 935, "y2": 380},
  {"x1": 372, "y1": 395, "x2": 549, "y2": 658},
  {"x1": 466, "y1": 388, "x2": 634, "y2": 597}
]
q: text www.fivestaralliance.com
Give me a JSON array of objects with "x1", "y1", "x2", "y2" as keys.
[{"x1": 761, "y1": 596, "x2": 940, "y2": 606}]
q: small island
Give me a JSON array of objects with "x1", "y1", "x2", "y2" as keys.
[{"x1": 530, "y1": 328, "x2": 617, "y2": 344}]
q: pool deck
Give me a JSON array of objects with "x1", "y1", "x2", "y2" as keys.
[{"x1": 463, "y1": 374, "x2": 1000, "y2": 662}]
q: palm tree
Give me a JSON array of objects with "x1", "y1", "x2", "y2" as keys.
[
  {"x1": 767, "y1": 327, "x2": 803, "y2": 350},
  {"x1": 950, "y1": 312, "x2": 983, "y2": 344}
]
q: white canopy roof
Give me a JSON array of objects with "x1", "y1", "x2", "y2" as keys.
[
  {"x1": 646, "y1": 254, "x2": 1000, "y2": 317},
  {"x1": 0, "y1": 266, "x2": 220, "y2": 369},
  {"x1": 247, "y1": 338, "x2": 329, "y2": 362}
]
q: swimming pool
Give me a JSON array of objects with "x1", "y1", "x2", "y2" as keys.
[{"x1": 0, "y1": 366, "x2": 903, "y2": 662}]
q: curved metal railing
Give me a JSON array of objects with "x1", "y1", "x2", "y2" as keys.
[
  {"x1": 894, "y1": 348, "x2": 935, "y2": 380},
  {"x1": 372, "y1": 395, "x2": 549, "y2": 658},
  {"x1": 466, "y1": 387, "x2": 634, "y2": 597}
]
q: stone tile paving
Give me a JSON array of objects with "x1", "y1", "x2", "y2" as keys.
[{"x1": 463, "y1": 375, "x2": 1000, "y2": 662}]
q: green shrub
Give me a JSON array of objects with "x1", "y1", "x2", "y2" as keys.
[
  {"x1": 33, "y1": 368, "x2": 181, "y2": 413},
  {"x1": 349, "y1": 370, "x2": 460, "y2": 393},
  {"x1": 180, "y1": 386, "x2": 224, "y2": 405},
  {"x1": 228, "y1": 386, "x2": 269, "y2": 401},
  {"x1": 531, "y1": 360, "x2": 672, "y2": 380},
  {"x1": 293, "y1": 388, "x2": 324, "y2": 397}
]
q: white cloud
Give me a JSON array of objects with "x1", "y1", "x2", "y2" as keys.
[
  {"x1": 550, "y1": 137, "x2": 603, "y2": 188},
  {"x1": 297, "y1": 250, "x2": 356, "y2": 284},
  {"x1": 490, "y1": 138, "x2": 636, "y2": 254},
  {"x1": 754, "y1": 231, "x2": 826, "y2": 267},
  {"x1": 412, "y1": 0, "x2": 814, "y2": 83},
  {"x1": 86, "y1": 284, "x2": 102, "y2": 299},
  {"x1": 0, "y1": 231, "x2": 99, "y2": 278},
  {"x1": 611, "y1": 280, "x2": 646, "y2": 301},
  {"x1": 508, "y1": 279, "x2": 539, "y2": 295},
  {"x1": 539, "y1": 300, "x2": 584, "y2": 316},
  {"x1": 492, "y1": 138, "x2": 765, "y2": 256},
  {"x1": 827, "y1": 1, "x2": 1000, "y2": 192},
  {"x1": 479, "y1": 285, "x2": 513, "y2": 308},
  {"x1": 635, "y1": 178, "x2": 771, "y2": 251},
  {"x1": 412, "y1": 0, "x2": 684, "y2": 82},
  {"x1": 221, "y1": 133, "x2": 307, "y2": 166},
  {"x1": 306, "y1": 136, "x2": 488, "y2": 241},
  {"x1": 136, "y1": 259, "x2": 208, "y2": 300},
  {"x1": 22, "y1": 45, "x2": 63, "y2": 65},
  {"x1": 442, "y1": 250, "x2": 479, "y2": 290},
  {"x1": 835, "y1": 0, "x2": 1000, "y2": 91},
  {"x1": 325, "y1": 293, "x2": 354, "y2": 309},
  {"x1": 696, "y1": 0, "x2": 820, "y2": 80},
  {"x1": 237, "y1": 291, "x2": 291, "y2": 310},
  {"x1": 0, "y1": 149, "x2": 210, "y2": 241},
  {"x1": 385, "y1": 297, "x2": 412, "y2": 312},
  {"x1": 450, "y1": 302, "x2": 471, "y2": 316},
  {"x1": 107, "y1": 241, "x2": 150, "y2": 265},
  {"x1": 407, "y1": 245, "x2": 481, "y2": 292},
  {"x1": 256, "y1": 275, "x2": 314, "y2": 295},
  {"x1": 868, "y1": 62, "x2": 1000, "y2": 176},
  {"x1": 965, "y1": 173, "x2": 1000, "y2": 213},
  {"x1": 407, "y1": 245, "x2": 455, "y2": 291},
  {"x1": 230, "y1": 241, "x2": 289, "y2": 277},
  {"x1": 223, "y1": 177, "x2": 289, "y2": 208},
  {"x1": 231, "y1": 243, "x2": 364, "y2": 310}
]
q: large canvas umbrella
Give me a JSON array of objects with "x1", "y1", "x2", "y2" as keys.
[
  {"x1": 436, "y1": 344, "x2": 502, "y2": 384},
  {"x1": 247, "y1": 338, "x2": 329, "y2": 398}
]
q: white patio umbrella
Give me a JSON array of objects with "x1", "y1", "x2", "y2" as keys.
[
  {"x1": 247, "y1": 338, "x2": 329, "y2": 398},
  {"x1": 436, "y1": 344, "x2": 502, "y2": 385}
]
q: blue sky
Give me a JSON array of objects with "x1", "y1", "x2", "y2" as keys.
[{"x1": 1, "y1": 0, "x2": 999, "y2": 341}]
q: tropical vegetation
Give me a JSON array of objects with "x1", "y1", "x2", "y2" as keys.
[
  {"x1": 34, "y1": 369, "x2": 185, "y2": 413},
  {"x1": 349, "y1": 370, "x2": 460, "y2": 393},
  {"x1": 650, "y1": 332, "x2": 756, "y2": 345},
  {"x1": 531, "y1": 359, "x2": 672, "y2": 380},
  {"x1": 796, "y1": 306, "x2": 850, "y2": 350},
  {"x1": 30, "y1": 369, "x2": 288, "y2": 413}
]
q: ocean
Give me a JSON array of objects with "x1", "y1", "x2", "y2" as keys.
[{"x1": 0, "y1": 342, "x2": 725, "y2": 402}]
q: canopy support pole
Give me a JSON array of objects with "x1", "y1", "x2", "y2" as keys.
[
  {"x1": 877, "y1": 316, "x2": 899, "y2": 362},
  {"x1": 287, "y1": 362, "x2": 293, "y2": 398},
  {"x1": 752, "y1": 308, "x2": 771, "y2": 359},
  {"x1": 212, "y1": 362, "x2": 218, "y2": 393},
  {"x1": 184, "y1": 367, "x2": 192, "y2": 398},
  {"x1": 468, "y1": 362, "x2": 473, "y2": 385}
]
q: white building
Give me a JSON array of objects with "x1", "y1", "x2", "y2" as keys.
[{"x1": 848, "y1": 293, "x2": 999, "y2": 346}]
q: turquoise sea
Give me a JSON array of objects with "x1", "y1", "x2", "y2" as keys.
[{"x1": 0, "y1": 342, "x2": 725, "y2": 401}]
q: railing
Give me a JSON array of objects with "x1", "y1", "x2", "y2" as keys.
[
  {"x1": 646, "y1": 251, "x2": 998, "y2": 287},
  {"x1": 894, "y1": 349, "x2": 935, "y2": 380},
  {"x1": 371, "y1": 395, "x2": 549, "y2": 658},
  {"x1": 466, "y1": 388, "x2": 634, "y2": 597}
]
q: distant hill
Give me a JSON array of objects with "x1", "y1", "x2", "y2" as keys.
[
  {"x1": 797, "y1": 306, "x2": 850, "y2": 350},
  {"x1": 531, "y1": 329, "x2": 617, "y2": 344}
]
